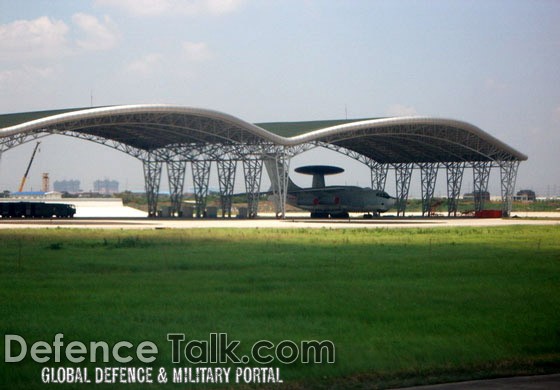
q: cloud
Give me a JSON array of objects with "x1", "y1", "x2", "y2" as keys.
[
  {"x1": 95, "y1": 0, "x2": 245, "y2": 17},
  {"x1": 0, "y1": 14, "x2": 119, "y2": 63},
  {"x1": 386, "y1": 104, "x2": 418, "y2": 117},
  {"x1": 485, "y1": 78, "x2": 508, "y2": 91},
  {"x1": 554, "y1": 105, "x2": 560, "y2": 123},
  {"x1": 182, "y1": 41, "x2": 212, "y2": 61},
  {"x1": 0, "y1": 65, "x2": 58, "y2": 91},
  {"x1": 125, "y1": 53, "x2": 164, "y2": 76},
  {"x1": 205, "y1": 0, "x2": 246, "y2": 14},
  {"x1": 124, "y1": 42, "x2": 210, "y2": 78},
  {"x1": 95, "y1": 0, "x2": 171, "y2": 17},
  {"x1": 0, "y1": 16, "x2": 70, "y2": 61},
  {"x1": 72, "y1": 13, "x2": 120, "y2": 51}
]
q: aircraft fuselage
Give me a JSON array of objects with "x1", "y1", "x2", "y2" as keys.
[
  {"x1": 287, "y1": 186, "x2": 395, "y2": 215},
  {"x1": 264, "y1": 161, "x2": 396, "y2": 218}
]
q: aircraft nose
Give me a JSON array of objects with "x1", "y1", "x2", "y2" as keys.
[{"x1": 379, "y1": 196, "x2": 396, "y2": 211}]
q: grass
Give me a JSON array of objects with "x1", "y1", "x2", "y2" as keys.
[{"x1": 0, "y1": 226, "x2": 559, "y2": 389}]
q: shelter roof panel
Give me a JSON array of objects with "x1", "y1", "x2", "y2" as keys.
[
  {"x1": 256, "y1": 118, "x2": 378, "y2": 137},
  {"x1": 0, "y1": 105, "x2": 286, "y2": 151},
  {"x1": 0, "y1": 105, "x2": 527, "y2": 163},
  {"x1": 0, "y1": 107, "x2": 94, "y2": 129},
  {"x1": 289, "y1": 117, "x2": 528, "y2": 163}
]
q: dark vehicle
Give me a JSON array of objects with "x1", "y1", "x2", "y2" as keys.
[{"x1": 0, "y1": 202, "x2": 76, "y2": 218}]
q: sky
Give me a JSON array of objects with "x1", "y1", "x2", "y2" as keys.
[{"x1": 0, "y1": 0, "x2": 559, "y2": 197}]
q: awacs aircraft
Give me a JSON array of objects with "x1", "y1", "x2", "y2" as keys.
[{"x1": 265, "y1": 161, "x2": 395, "y2": 218}]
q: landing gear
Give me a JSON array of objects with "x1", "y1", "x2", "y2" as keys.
[
  {"x1": 310, "y1": 212, "x2": 329, "y2": 219},
  {"x1": 330, "y1": 212, "x2": 349, "y2": 219}
]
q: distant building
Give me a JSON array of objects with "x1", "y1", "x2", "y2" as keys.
[
  {"x1": 463, "y1": 191, "x2": 490, "y2": 202},
  {"x1": 94, "y1": 179, "x2": 119, "y2": 195},
  {"x1": 514, "y1": 189, "x2": 536, "y2": 202},
  {"x1": 53, "y1": 179, "x2": 81, "y2": 194},
  {"x1": 10, "y1": 191, "x2": 62, "y2": 199},
  {"x1": 42, "y1": 173, "x2": 50, "y2": 192}
]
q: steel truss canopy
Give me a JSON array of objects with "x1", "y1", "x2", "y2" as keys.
[{"x1": 0, "y1": 104, "x2": 527, "y2": 217}]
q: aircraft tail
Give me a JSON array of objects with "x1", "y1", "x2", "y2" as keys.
[
  {"x1": 287, "y1": 177, "x2": 300, "y2": 192},
  {"x1": 264, "y1": 157, "x2": 301, "y2": 193}
]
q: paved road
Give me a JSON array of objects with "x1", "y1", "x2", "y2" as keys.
[
  {"x1": 396, "y1": 374, "x2": 560, "y2": 389},
  {"x1": 0, "y1": 215, "x2": 558, "y2": 230}
]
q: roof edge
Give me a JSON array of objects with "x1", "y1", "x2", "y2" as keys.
[
  {"x1": 285, "y1": 116, "x2": 528, "y2": 161},
  {"x1": 0, "y1": 106, "x2": 527, "y2": 162},
  {"x1": 0, "y1": 104, "x2": 287, "y2": 145}
]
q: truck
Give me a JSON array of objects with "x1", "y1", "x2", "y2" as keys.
[{"x1": 0, "y1": 202, "x2": 76, "y2": 218}]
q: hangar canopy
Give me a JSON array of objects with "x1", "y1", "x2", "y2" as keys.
[{"x1": 0, "y1": 104, "x2": 527, "y2": 217}]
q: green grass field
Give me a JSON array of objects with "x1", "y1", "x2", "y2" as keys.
[{"x1": 1, "y1": 226, "x2": 559, "y2": 389}]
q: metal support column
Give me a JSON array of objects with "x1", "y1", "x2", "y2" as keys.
[
  {"x1": 472, "y1": 161, "x2": 492, "y2": 212},
  {"x1": 445, "y1": 162, "x2": 465, "y2": 216},
  {"x1": 370, "y1": 163, "x2": 389, "y2": 191},
  {"x1": 394, "y1": 163, "x2": 414, "y2": 217},
  {"x1": 142, "y1": 154, "x2": 163, "y2": 217},
  {"x1": 191, "y1": 160, "x2": 211, "y2": 218},
  {"x1": 419, "y1": 163, "x2": 439, "y2": 216},
  {"x1": 0, "y1": 150, "x2": 4, "y2": 192},
  {"x1": 216, "y1": 159, "x2": 237, "y2": 218},
  {"x1": 269, "y1": 150, "x2": 291, "y2": 218},
  {"x1": 166, "y1": 160, "x2": 187, "y2": 217},
  {"x1": 500, "y1": 161, "x2": 519, "y2": 217},
  {"x1": 242, "y1": 158, "x2": 263, "y2": 218}
]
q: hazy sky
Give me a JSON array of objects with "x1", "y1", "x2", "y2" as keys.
[{"x1": 1, "y1": 0, "x2": 559, "y2": 197}]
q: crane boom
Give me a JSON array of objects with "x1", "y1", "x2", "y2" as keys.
[{"x1": 18, "y1": 141, "x2": 41, "y2": 193}]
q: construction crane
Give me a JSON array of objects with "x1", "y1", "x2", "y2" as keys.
[{"x1": 18, "y1": 141, "x2": 41, "y2": 193}]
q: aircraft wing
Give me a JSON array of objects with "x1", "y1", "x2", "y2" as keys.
[
  {"x1": 287, "y1": 186, "x2": 347, "y2": 194},
  {"x1": 231, "y1": 187, "x2": 345, "y2": 197}
]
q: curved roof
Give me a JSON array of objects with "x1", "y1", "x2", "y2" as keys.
[
  {"x1": 287, "y1": 117, "x2": 528, "y2": 163},
  {"x1": 0, "y1": 104, "x2": 527, "y2": 164}
]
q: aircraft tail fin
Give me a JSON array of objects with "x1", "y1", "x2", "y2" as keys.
[
  {"x1": 264, "y1": 157, "x2": 301, "y2": 193},
  {"x1": 287, "y1": 177, "x2": 300, "y2": 192}
]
